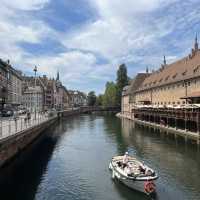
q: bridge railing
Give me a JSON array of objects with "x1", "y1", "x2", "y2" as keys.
[{"x1": 80, "y1": 106, "x2": 120, "y2": 112}]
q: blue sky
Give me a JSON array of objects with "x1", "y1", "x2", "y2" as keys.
[{"x1": 1, "y1": 0, "x2": 200, "y2": 94}]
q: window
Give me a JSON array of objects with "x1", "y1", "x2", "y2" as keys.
[
  {"x1": 182, "y1": 70, "x2": 187, "y2": 76},
  {"x1": 172, "y1": 73, "x2": 177, "y2": 79},
  {"x1": 165, "y1": 76, "x2": 170, "y2": 81},
  {"x1": 193, "y1": 65, "x2": 200, "y2": 73}
]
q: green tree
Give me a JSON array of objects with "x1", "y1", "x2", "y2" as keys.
[
  {"x1": 87, "y1": 91, "x2": 96, "y2": 106},
  {"x1": 96, "y1": 94, "x2": 104, "y2": 106},
  {"x1": 102, "y1": 82, "x2": 117, "y2": 107},
  {"x1": 116, "y1": 64, "x2": 128, "y2": 105}
]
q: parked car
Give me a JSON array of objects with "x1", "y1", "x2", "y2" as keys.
[
  {"x1": 2, "y1": 110, "x2": 14, "y2": 117},
  {"x1": 18, "y1": 109, "x2": 27, "y2": 115}
]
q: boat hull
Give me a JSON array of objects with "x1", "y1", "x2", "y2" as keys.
[{"x1": 109, "y1": 161, "x2": 157, "y2": 194}]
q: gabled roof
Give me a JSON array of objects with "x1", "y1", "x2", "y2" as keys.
[{"x1": 138, "y1": 49, "x2": 200, "y2": 91}]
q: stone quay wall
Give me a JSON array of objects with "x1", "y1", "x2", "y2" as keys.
[
  {"x1": 0, "y1": 109, "x2": 85, "y2": 169},
  {"x1": 0, "y1": 116, "x2": 57, "y2": 168},
  {"x1": 0, "y1": 108, "x2": 114, "y2": 169}
]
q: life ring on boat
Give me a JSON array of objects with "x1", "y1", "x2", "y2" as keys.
[{"x1": 144, "y1": 181, "x2": 156, "y2": 194}]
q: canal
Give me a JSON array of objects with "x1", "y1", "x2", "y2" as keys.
[{"x1": 0, "y1": 113, "x2": 200, "y2": 200}]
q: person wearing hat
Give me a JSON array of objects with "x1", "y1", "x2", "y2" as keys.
[{"x1": 122, "y1": 152, "x2": 129, "y2": 169}]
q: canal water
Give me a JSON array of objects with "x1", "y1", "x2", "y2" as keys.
[{"x1": 0, "y1": 114, "x2": 200, "y2": 200}]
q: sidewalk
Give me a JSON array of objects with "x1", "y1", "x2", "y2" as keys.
[{"x1": 0, "y1": 113, "x2": 55, "y2": 141}]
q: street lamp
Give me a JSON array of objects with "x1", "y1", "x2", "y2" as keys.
[{"x1": 34, "y1": 66, "x2": 37, "y2": 120}]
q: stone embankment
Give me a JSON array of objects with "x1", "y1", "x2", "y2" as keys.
[
  {"x1": 117, "y1": 112, "x2": 200, "y2": 145},
  {"x1": 0, "y1": 109, "x2": 82, "y2": 169}
]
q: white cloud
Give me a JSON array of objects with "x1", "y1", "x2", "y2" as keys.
[
  {"x1": 0, "y1": 1, "x2": 57, "y2": 65},
  {"x1": 91, "y1": 0, "x2": 177, "y2": 19},
  {"x1": 0, "y1": 0, "x2": 200, "y2": 93},
  {"x1": 21, "y1": 50, "x2": 97, "y2": 83},
  {"x1": 63, "y1": 0, "x2": 178, "y2": 64},
  {"x1": 1, "y1": 0, "x2": 49, "y2": 10}
]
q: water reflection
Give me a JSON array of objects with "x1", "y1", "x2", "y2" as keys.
[
  {"x1": 120, "y1": 118, "x2": 200, "y2": 200},
  {"x1": 0, "y1": 114, "x2": 199, "y2": 200},
  {"x1": 0, "y1": 121, "x2": 64, "y2": 200}
]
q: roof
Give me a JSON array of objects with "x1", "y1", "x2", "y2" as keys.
[
  {"x1": 122, "y1": 73, "x2": 150, "y2": 96},
  {"x1": 137, "y1": 48, "x2": 200, "y2": 91}
]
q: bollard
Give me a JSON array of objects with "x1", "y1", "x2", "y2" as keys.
[
  {"x1": 9, "y1": 119, "x2": 11, "y2": 135},
  {"x1": 15, "y1": 118, "x2": 17, "y2": 132},
  {"x1": 21, "y1": 118, "x2": 23, "y2": 131},
  {"x1": 0, "y1": 119, "x2": 2, "y2": 136}
]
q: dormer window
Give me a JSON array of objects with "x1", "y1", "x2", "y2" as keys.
[
  {"x1": 182, "y1": 70, "x2": 187, "y2": 76},
  {"x1": 172, "y1": 73, "x2": 177, "y2": 79},
  {"x1": 193, "y1": 65, "x2": 200, "y2": 73},
  {"x1": 165, "y1": 76, "x2": 170, "y2": 81}
]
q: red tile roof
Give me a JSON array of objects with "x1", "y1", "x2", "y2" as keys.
[{"x1": 137, "y1": 49, "x2": 200, "y2": 91}]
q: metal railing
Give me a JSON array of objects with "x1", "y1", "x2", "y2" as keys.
[{"x1": 0, "y1": 112, "x2": 57, "y2": 140}]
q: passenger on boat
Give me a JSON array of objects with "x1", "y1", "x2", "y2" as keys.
[
  {"x1": 124, "y1": 165, "x2": 132, "y2": 176},
  {"x1": 122, "y1": 152, "x2": 129, "y2": 168},
  {"x1": 139, "y1": 164, "x2": 146, "y2": 174}
]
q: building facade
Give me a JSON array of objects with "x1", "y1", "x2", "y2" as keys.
[
  {"x1": 7, "y1": 62, "x2": 23, "y2": 107},
  {"x1": 0, "y1": 59, "x2": 22, "y2": 109},
  {"x1": 69, "y1": 90, "x2": 87, "y2": 107},
  {"x1": 23, "y1": 72, "x2": 70, "y2": 111},
  {"x1": 63, "y1": 86, "x2": 71, "y2": 109},
  {"x1": 0, "y1": 60, "x2": 8, "y2": 110},
  {"x1": 54, "y1": 72, "x2": 64, "y2": 110},
  {"x1": 121, "y1": 72, "x2": 150, "y2": 117},
  {"x1": 22, "y1": 86, "x2": 43, "y2": 112},
  {"x1": 121, "y1": 36, "x2": 200, "y2": 117}
]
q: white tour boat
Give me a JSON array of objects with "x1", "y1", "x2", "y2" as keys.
[{"x1": 109, "y1": 155, "x2": 158, "y2": 195}]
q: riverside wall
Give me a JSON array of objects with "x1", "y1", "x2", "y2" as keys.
[
  {"x1": 0, "y1": 116, "x2": 57, "y2": 168},
  {"x1": 0, "y1": 109, "x2": 84, "y2": 169},
  {"x1": 117, "y1": 112, "x2": 200, "y2": 145}
]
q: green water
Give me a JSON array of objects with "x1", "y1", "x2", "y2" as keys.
[{"x1": 0, "y1": 114, "x2": 200, "y2": 200}]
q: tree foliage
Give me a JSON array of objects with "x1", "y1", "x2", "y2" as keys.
[
  {"x1": 89, "y1": 63, "x2": 128, "y2": 107},
  {"x1": 116, "y1": 64, "x2": 128, "y2": 105},
  {"x1": 102, "y1": 82, "x2": 117, "y2": 107},
  {"x1": 96, "y1": 94, "x2": 104, "y2": 106},
  {"x1": 87, "y1": 91, "x2": 96, "y2": 106}
]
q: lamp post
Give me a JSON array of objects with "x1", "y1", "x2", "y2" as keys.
[{"x1": 34, "y1": 66, "x2": 37, "y2": 120}]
